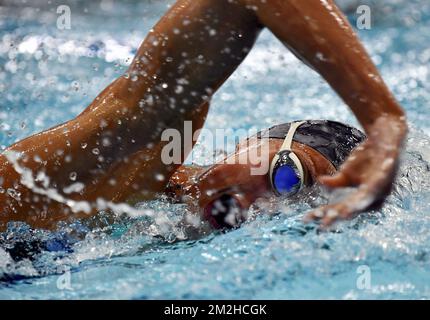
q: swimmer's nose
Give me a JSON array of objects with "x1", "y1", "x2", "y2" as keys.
[{"x1": 203, "y1": 194, "x2": 246, "y2": 230}]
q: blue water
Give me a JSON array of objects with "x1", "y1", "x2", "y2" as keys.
[{"x1": 1, "y1": 0, "x2": 430, "y2": 299}]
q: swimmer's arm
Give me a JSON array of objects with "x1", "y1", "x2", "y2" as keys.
[
  {"x1": 0, "y1": 0, "x2": 262, "y2": 230},
  {"x1": 245, "y1": 0, "x2": 407, "y2": 226}
]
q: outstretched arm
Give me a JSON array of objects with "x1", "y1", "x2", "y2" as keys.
[
  {"x1": 243, "y1": 0, "x2": 407, "y2": 226},
  {"x1": 0, "y1": 0, "x2": 262, "y2": 230}
]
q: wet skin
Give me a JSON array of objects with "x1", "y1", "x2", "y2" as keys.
[
  {"x1": 0, "y1": 0, "x2": 407, "y2": 230},
  {"x1": 167, "y1": 137, "x2": 337, "y2": 227}
]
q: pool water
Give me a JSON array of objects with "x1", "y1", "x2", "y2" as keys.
[{"x1": 1, "y1": 0, "x2": 430, "y2": 299}]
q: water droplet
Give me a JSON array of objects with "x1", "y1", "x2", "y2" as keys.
[
  {"x1": 69, "y1": 172, "x2": 77, "y2": 181},
  {"x1": 145, "y1": 94, "x2": 155, "y2": 106},
  {"x1": 155, "y1": 173, "x2": 165, "y2": 182},
  {"x1": 102, "y1": 138, "x2": 111, "y2": 147},
  {"x1": 99, "y1": 119, "x2": 108, "y2": 128},
  {"x1": 327, "y1": 209, "x2": 338, "y2": 218},
  {"x1": 7, "y1": 188, "x2": 21, "y2": 201},
  {"x1": 81, "y1": 142, "x2": 88, "y2": 149},
  {"x1": 175, "y1": 85, "x2": 184, "y2": 94},
  {"x1": 92, "y1": 148, "x2": 100, "y2": 155}
]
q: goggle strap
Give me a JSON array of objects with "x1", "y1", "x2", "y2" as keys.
[{"x1": 280, "y1": 121, "x2": 306, "y2": 151}]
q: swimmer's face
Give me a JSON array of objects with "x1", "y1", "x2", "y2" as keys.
[{"x1": 167, "y1": 138, "x2": 336, "y2": 229}]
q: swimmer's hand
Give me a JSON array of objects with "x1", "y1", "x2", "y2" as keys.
[{"x1": 304, "y1": 116, "x2": 407, "y2": 228}]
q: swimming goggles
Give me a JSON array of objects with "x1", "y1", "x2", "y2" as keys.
[{"x1": 269, "y1": 121, "x2": 308, "y2": 196}]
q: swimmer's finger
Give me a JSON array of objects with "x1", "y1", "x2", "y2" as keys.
[
  {"x1": 303, "y1": 210, "x2": 321, "y2": 223},
  {"x1": 304, "y1": 187, "x2": 376, "y2": 227},
  {"x1": 304, "y1": 203, "x2": 340, "y2": 225},
  {"x1": 304, "y1": 202, "x2": 356, "y2": 229},
  {"x1": 325, "y1": 188, "x2": 380, "y2": 227},
  {"x1": 320, "y1": 203, "x2": 357, "y2": 228},
  {"x1": 303, "y1": 205, "x2": 333, "y2": 224},
  {"x1": 318, "y1": 171, "x2": 354, "y2": 189}
]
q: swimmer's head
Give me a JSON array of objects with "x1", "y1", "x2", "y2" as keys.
[{"x1": 167, "y1": 120, "x2": 366, "y2": 230}]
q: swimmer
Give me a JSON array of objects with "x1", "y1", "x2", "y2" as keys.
[
  {"x1": 167, "y1": 120, "x2": 367, "y2": 229},
  {"x1": 0, "y1": 0, "x2": 407, "y2": 230}
]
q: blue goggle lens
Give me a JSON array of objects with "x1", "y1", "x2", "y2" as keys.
[{"x1": 273, "y1": 164, "x2": 301, "y2": 195}]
